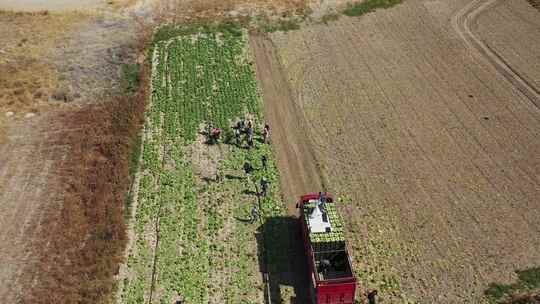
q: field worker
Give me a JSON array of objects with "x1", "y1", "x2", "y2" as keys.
[
  {"x1": 261, "y1": 155, "x2": 268, "y2": 171},
  {"x1": 319, "y1": 191, "x2": 326, "y2": 204},
  {"x1": 367, "y1": 290, "x2": 378, "y2": 304},
  {"x1": 250, "y1": 206, "x2": 260, "y2": 224},
  {"x1": 234, "y1": 127, "x2": 241, "y2": 146},
  {"x1": 320, "y1": 259, "x2": 331, "y2": 274},
  {"x1": 260, "y1": 177, "x2": 269, "y2": 197},
  {"x1": 207, "y1": 122, "x2": 214, "y2": 137},
  {"x1": 210, "y1": 127, "x2": 221, "y2": 144},
  {"x1": 237, "y1": 119, "x2": 245, "y2": 132},
  {"x1": 262, "y1": 124, "x2": 270, "y2": 143},
  {"x1": 244, "y1": 161, "x2": 254, "y2": 176},
  {"x1": 247, "y1": 127, "x2": 254, "y2": 149}
]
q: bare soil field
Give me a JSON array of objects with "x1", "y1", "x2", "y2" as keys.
[
  {"x1": 529, "y1": 0, "x2": 540, "y2": 10},
  {"x1": 474, "y1": 0, "x2": 540, "y2": 95},
  {"x1": 0, "y1": 110, "x2": 67, "y2": 303},
  {"x1": 0, "y1": 4, "x2": 146, "y2": 303},
  {"x1": 0, "y1": 0, "x2": 102, "y2": 12},
  {"x1": 0, "y1": 98, "x2": 145, "y2": 303},
  {"x1": 0, "y1": 11, "x2": 83, "y2": 114},
  {"x1": 258, "y1": 0, "x2": 540, "y2": 302},
  {"x1": 153, "y1": 0, "x2": 305, "y2": 23}
]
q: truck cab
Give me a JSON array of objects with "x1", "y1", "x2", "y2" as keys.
[{"x1": 297, "y1": 193, "x2": 357, "y2": 304}]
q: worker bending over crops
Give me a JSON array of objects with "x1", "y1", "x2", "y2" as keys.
[
  {"x1": 244, "y1": 118, "x2": 254, "y2": 149},
  {"x1": 210, "y1": 127, "x2": 221, "y2": 144},
  {"x1": 250, "y1": 206, "x2": 260, "y2": 224},
  {"x1": 234, "y1": 127, "x2": 241, "y2": 146},
  {"x1": 261, "y1": 155, "x2": 267, "y2": 171},
  {"x1": 259, "y1": 177, "x2": 269, "y2": 197},
  {"x1": 367, "y1": 290, "x2": 378, "y2": 304},
  {"x1": 262, "y1": 124, "x2": 270, "y2": 143}
]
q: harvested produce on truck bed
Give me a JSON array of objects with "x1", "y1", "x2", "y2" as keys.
[{"x1": 298, "y1": 192, "x2": 357, "y2": 304}]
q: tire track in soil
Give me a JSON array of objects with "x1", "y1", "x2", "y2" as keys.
[
  {"x1": 249, "y1": 34, "x2": 324, "y2": 304},
  {"x1": 360, "y1": 3, "x2": 539, "y2": 298},
  {"x1": 474, "y1": 0, "x2": 540, "y2": 98},
  {"x1": 452, "y1": 0, "x2": 540, "y2": 108},
  {"x1": 385, "y1": 2, "x2": 540, "y2": 223},
  {"x1": 367, "y1": 7, "x2": 538, "y2": 296}
]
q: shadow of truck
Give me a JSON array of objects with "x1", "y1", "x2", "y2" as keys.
[{"x1": 256, "y1": 216, "x2": 311, "y2": 304}]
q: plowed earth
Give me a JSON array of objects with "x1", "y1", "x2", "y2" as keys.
[
  {"x1": 255, "y1": 0, "x2": 540, "y2": 302},
  {"x1": 475, "y1": 0, "x2": 540, "y2": 95}
]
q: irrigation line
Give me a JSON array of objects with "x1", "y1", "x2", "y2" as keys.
[
  {"x1": 147, "y1": 43, "x2": 171, "y2": 304},
  {"x1": 147, "y1": 132, "x2": 168, "y2": 304}
]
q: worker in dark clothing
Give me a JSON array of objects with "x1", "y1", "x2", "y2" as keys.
[
  {"x1": 367, "y1": 290, "x2": 378, "y2": 304},
  {"x1": 250, "y1": 206, "x2": 260, "y2": 224},
  {"x1": 237, "y1": 119, "x2": 245, "y2": 132},
  {"x1": 244, "y1": 161, "x2": 253, "y2": 176},
  {"x1": 320, "y1": 259, "x2": 331, "y2": 274},
  {"x1": 262, "y1": 124, "x2": 270, "y2": 143},
  {"x1": 261, "y1": 155, "x2": 268, "y2": 171},
  {"x1": 319, "y1": 191, "x2": 326, "y2": 204},
  {"x1": 260, "y1": 177, "x2": 269, "y2": 197},
  {"x1": 247, "y1": 129, "x2": 254, "y2": 149},
  {"x1": 234, "y1": 127, "x2": 241, "y2": 146}
]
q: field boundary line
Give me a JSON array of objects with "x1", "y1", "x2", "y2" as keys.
[
  {"x1": 115, "y1": 129, "x2": 145, "y2": 304},
  {"x1": 147, "y1": 39, "x2": 173, "y2": 303},
  {"x1": 115, "y1": 43, "x2": 161, "y2": 304}
]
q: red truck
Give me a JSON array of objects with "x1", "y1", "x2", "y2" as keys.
[{"x1": 297, "y1": 192, "x2": 357, "y2": 304}]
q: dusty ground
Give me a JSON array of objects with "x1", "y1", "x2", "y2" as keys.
[
  {"x1": 257, "y1": 0, "x2": 540, "y2": 302},
  {"x1": 0, "y1": 2, "x2": 144, "y2": 302},
  {"x1": 0, "y1": 0, "x2": 104, "y2": 12},
  {"x1": 0, "y1": 11, "x2": 83, "y2": 114},
  {"x1": 0, "y1": 110, "x2": 68, "y2": 303},
  {"x1": 474, "y1": 0, "x2": 540, "y2": 96},
  {"x1": 250, "y1": 34, "x2": 324, "y2": 211},
  {"x1": 527, "y1": 0, "x2": 540, "y2": 10}
]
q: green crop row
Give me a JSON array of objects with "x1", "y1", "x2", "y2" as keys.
[{"x1": 122, "y1": 27, "x2": 288, "y2": 303}]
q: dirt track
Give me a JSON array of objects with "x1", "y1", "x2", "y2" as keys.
[
  {"x1": 250, "y1": 34, "x2": 324, "y2": 212},
  {"x1": 260, "y1": 0, "x2": 540, "y2": 302}
]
